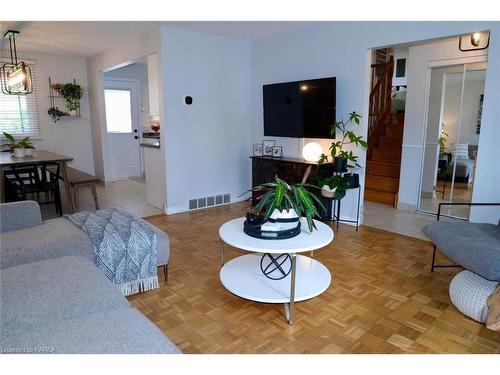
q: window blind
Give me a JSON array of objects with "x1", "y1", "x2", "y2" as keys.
[{"x1": 0, "y1": 59, "x2": 40, "y2": 138}]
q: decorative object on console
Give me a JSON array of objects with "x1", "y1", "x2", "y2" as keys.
[
  {"x1": 271, "y1": 146, "x2": 283, "y2": 158},
  {"x1": 0, "y1": 30, "x2": 33, "y2": 95},
  {"x1": 253, "y1": 143, "x2": 263, "y2": 156},
  {"x1": 302, "y1": 141, "x2": 323, "y2": 162},
  {"x1": 318, "y1": 111, "x2": 367, "y2": 173},
  {"x1": 248, "y1": 165, "x2": 324, "y2": 233},
  {"x1": 262, "y1": 139, "x2": 275, "y2": 156}
]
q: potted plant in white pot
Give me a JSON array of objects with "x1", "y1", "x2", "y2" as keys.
[
  {"x1": 318, "y1": 111, "x2": 367, "y2": 173},
  {"x1": 18, "y1": 136, "x2": 34, "y2": 156},
  {"x1": 249, "y1": 166, "x2": 325, "y2": 233},
  {"x1": 319, "y1": 175, "x2": 350, "y2": 199},
  {"x1": 2, "y1": 132, "x2": 28, "y2": 157}
]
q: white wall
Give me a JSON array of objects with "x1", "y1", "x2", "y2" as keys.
[
  {"x1": 160, "y1": 26, "x2": 252, "y2": 213},
  {"x1": 12, "y1": 52, "x2": 94, "y2": 174},
  {"x1": 86, "y1": 29, "x2": 161, "y2": 182},
  {"x1": 250, "y1": 21, "x2": 500, "y2": 223},
  {"x1": 104, "y1": 63, "x2": 150, "y2": 130}
]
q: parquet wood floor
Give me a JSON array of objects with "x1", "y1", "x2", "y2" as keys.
[{"x1": 128, "y1": 202, "x2": 500, "y2": 354}]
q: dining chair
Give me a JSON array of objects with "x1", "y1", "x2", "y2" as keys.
[{"x1": 4, "y1": 163, "x2": 63, "y2": 216}]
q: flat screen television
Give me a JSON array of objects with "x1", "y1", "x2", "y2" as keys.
[{"x1": 263, "y1": 77, "x2": 336, "y2": 139}]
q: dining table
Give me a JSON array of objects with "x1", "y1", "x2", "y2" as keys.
[{"x1": 0, "y1": 150, "x2": 75, "y2": 213}]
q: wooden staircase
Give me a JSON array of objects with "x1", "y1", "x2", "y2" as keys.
[{"x1": 365, "y1": 56, "x2": 404, "y2": 207}]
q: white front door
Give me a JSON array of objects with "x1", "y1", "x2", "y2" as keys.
[{"x1": 104, "y1": 79, "x2": 141, "y2": 179}]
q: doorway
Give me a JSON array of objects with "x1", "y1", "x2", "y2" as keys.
[
  {"x1": 103, "y1": 78, "x2": 142, "y2": 180},
  {"x1": 418, "y1": 62, "x2": 486, "y2": 219}
]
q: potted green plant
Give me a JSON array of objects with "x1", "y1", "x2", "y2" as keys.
[
  {"x1": 18, "y1": 136, "x2": 34, "y2": 156},
  {"x1": 318, "y1": 111, "x2": 367, "y2": 172},
  {"x1": 1, "y1": 132, "x2": 33, "y2": 157},
  {"x1": 48, "y1": 106, "x2": 66, "y2": 122},
  {"x1": 59, "y1": 83, "x2": 83, "y2": 115},
  {"x1": 251, "y1": 166, "x2": 325, "y2": 232},
  {"x1": 319, "y1": 175, "x2": 349, "y2": 199}
]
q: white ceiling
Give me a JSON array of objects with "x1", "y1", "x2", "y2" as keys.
[{"x1": 0, "y1": 21, "x2": 315, "y2": 58}]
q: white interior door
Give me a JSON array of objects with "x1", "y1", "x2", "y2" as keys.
[{"x1": 104, "y1": 79, "x2": 141, "y2": 179}]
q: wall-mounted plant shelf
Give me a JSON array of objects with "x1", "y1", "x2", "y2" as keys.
[{"x1": 48, "y1": 77, "x2": 83, "y2": 122}]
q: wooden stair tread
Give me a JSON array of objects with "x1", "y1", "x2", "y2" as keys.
[
  {"x1": 364, "y1": 188, "x2": 398, "y2": 206},
  {"x1": 367, "y1": 160, "x2": 400, "y2": 165}
]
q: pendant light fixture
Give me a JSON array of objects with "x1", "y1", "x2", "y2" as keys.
[{"x1": 0, "y1": 30, "x2": 33, "y2": 95}]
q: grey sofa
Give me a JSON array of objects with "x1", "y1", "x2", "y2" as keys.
[
  {"x1": 424, "y1": 203, "x2": 500, "y2": 281},
  {"x1": 0, "y1": 201, "x2": 179, "y2": 354},
  {"x1": 0, "y1": 201, "x2": 170, "y2": 280}
]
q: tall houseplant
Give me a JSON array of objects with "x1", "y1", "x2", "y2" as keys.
[
  {"x1": 251, "y1": 166, "x2": 325, "y2": 232},
  {"x1": 318, "y1": 111, "x2": 367, "y2": 172}
]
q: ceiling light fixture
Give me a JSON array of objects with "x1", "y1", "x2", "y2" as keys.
[
  {"x1": 459, "y1": 31, "x2": 490, "y2": 52},
  {"x1": 471, "y1": 32, "x2": 481, "y2": 47},
  {"x1": 0, "y1": 30, "x2": 33, "y2": 95}
]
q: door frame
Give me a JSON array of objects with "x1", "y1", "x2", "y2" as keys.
[
  {"x1": 103, "y1": 78, "x2": 144, "y2": 178},
  {"x1": 416, "y1": 55, "x2": 488, "y2": 219}
]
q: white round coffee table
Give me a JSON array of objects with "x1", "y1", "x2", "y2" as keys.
[{"x1": 219, "y1": 217, "x2": 333, "y2": 324}]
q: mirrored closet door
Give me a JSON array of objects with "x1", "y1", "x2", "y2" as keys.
[{"x1": 419, "y1": 62, "x2": 486, "y2": 219}]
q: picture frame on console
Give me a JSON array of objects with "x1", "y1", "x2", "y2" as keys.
[
  {"x1": 262, "y1": 140, "x2": 276, "y2": 156},
  {"x1": 271, "y1": 146, "x2": 283, "y2": 158},
  {"x1": 253, "y1": 143, "x2": 263, "y2": 156}
]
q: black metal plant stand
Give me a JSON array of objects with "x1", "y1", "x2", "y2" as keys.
[
  {"x1": 321, "y1": 167, "x2": 362, "y2": 231},
  {"x1": 325, "y1": 185, "x2": 361, "y2": 231}
]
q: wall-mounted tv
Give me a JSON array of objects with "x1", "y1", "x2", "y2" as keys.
[{"x1": 263, "y1": 77, "x2": 336, "y2": 139}]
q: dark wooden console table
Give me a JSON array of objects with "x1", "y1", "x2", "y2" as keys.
[{"x1": 250, "y1": 156, "x2": 361, "y2": 229}]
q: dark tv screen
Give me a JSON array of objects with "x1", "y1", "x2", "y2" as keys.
[{"x1": 263, "y1": 77, "x2": 336, "y2": 139}]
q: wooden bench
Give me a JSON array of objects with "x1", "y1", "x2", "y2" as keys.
[{"x1": 65, "y1": 167, "x2": 100, "y2": 211}]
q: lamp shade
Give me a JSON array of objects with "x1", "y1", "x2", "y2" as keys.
[{"x1": 302, "y1": 142, "x2": 323, "y2": 162}]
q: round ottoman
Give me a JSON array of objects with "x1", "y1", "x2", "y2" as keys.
[{"x1": 449, "y1": 270, "x2": 499, "y2": 323}]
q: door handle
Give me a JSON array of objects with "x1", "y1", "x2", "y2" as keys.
[{"x1": 134, "y1": 136, "x2": 139, "y2": 140}]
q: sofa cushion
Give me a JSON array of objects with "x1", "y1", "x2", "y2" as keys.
[
  {"x1": 0, "y1": 218, "x2": 94, "y2": 270},
  {"x1": 0, "y1": 218, "x2": 170, "y2": 270},
  {"x1": 0, "y1": 308, "x2": 181, "y2": 354},
  {"x1": 424, "y1": 221, "x2": 500, "y2": 281},
  {"x1": 0, "y1": 256, "x2": 130, "y2": 336},
  {"x1": 0, "y1": 201, "x2": 42, "y2": 232}
]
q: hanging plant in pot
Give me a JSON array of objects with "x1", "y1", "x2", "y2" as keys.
[
  {"x1": 245, "y1": 166, "x2": 325, "y2": 238},
  {"x1": 59, "y1": 83, "x2": 83, "y2": 115},
  {"x1": 48, "y1": 106, "x2": 66, "y2": 122},
  {"x1": 318, "y1": 111, "x2": 367, "y2": 173}
]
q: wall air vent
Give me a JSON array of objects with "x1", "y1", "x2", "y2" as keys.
[{"x1": 189, "y1": 193, "x2": 231, "y2": 210}]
